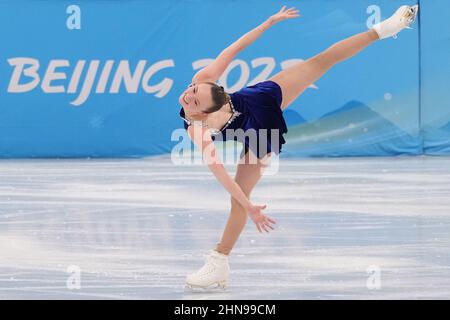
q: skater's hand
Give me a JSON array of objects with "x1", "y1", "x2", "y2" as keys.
[
  {"x1": 268, "y1": 5, "x2": 301, "y2": 25},
  {"x1": 247, "y1": 204, "x2": 277, "y2": 234}
]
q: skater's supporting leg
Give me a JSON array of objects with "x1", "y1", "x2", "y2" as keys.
[{"x1": 215, "y1": 151, "x2": 265, "y2": 255}]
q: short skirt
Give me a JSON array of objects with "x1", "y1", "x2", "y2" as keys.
[{"x1": 230, "y1": 80, "x2": 288, "y2": 159}]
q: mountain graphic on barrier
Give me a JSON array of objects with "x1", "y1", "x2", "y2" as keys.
[
  {"x1": 422, "y1": 120, "x2": 450, "y2": 154},
  {"x1": 282, "y1": 109, "x2": 307, "y2": 126},
  {"x1": 440, "y1": 121, "x2": 450, "y2": 132},
  {"x1": 283, "y1": 100, "x2": 421, "y2": 156}
]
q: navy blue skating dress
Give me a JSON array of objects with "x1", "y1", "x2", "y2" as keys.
[{"x1": 179, "y1": 80, "x2": 288, "y2": 159}]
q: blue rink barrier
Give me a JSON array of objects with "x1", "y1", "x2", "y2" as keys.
[{"x1": 0, "y1": 0, "x2": 447, "y2": 158}]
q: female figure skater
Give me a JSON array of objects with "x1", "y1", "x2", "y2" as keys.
[{"x1": 179, "y1": 4, "x2": 419, "y2": 289}]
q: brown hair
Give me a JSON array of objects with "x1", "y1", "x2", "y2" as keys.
[{"x1": 193, "y1": 81, "x2": 230, "y2": 114}]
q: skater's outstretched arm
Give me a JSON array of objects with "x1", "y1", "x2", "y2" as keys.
[
  {"x1": 192, "y1": 5, "x2": 300, "y2": 83},
  {"x1": 187, "y1": 125, "x2": 267, "y2": 217}
]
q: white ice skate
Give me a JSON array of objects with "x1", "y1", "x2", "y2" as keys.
[
  {"x1": 185, "y1": 249, "x2": 229, "y2": 290},
  {"x1": 372, "y1": 5, "x2": 419, "y2": 40}
]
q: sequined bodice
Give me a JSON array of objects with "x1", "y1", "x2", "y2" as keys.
[{"x1": 179, "y1": 95, "x2": 243, "y2": 136}]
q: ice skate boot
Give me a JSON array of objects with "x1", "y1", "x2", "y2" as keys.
[
  {"x1": 372, "y1": 5, "x2": 419, "y2": 40},
  {"x1": 185, "y1": 249, "x2": 229, "y2": 290}
]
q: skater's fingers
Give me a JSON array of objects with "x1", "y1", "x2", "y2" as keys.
[
  {"x1": 265, "y1": 222, "x2": 275, "y2": 230},
  {"x1": 256, "y1": 223, "x2": 262, "y2": 233},
  {"x1": 261, "y1": 224, "x2": 269, "y2": 233},
  {"x1": 264, "y1": 219, "x2": 275, "y2": 229},
  {"x1": 267, "y1": 217, "x2": 277, "y2": 224},
  {"x1": 279, "y1": 5, "x2": 286, "y2": 13}
]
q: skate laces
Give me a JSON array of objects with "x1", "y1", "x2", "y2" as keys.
[
  {"x1": 402, "y1": 6, "x2": 418, "y2": 25},
  {"x1": 392, "y1": 6, "x2": 418, "y2": 39},
  {"x1": 194, "y1": 254, "x2": 222, "y2": 277}
]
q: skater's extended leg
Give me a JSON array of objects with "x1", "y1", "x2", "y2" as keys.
[
  {"x1": 270, "y1": 30, "x2": 379, "y2": 110},
  {"x1": 269, "y1": 5, "x2": 419, "y2": 110}
]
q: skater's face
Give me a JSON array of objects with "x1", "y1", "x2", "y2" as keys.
[{"x1": 179, "y1": 83, "x2": 214, "y2": 115}]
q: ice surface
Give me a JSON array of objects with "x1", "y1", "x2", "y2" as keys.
[{"x1": 0, "y1": 155, "x2": 449, "y2": 299}]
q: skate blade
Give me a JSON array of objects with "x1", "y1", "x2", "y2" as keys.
[{"x1": 185, "y1": 281, "x2": 227, "y2": 292}]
